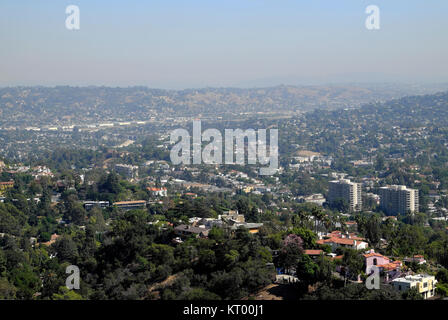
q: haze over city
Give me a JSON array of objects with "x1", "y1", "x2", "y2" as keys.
[{"x1": 1, "y1": 0, "x2": 448, "y2": 88}]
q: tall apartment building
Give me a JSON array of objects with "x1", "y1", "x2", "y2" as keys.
[
  {"x1": 328, "y1": 179, "x2": 362, "y2": 212},
  {"x1": 379, "y1": 185, "x2": 419, "y2": 215}
]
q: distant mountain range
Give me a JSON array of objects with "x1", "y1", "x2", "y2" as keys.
[{"x1": 0, "y1": 84, "x2": 447, "y2": 127}]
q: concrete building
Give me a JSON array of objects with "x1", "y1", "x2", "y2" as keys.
[
  {"x1": 0, "y1": 181, "x2": 14, "y2": 193},
  {"x1": 392, "y1": 274, "x2": 437, "y2": 299},
  {"x1": 298, "y1": 193, "x2": 326, "y2": 206},
  {"x1": 379, "y1": 185, "x2": 419, "y2": 215},
  {"x1": 328, "y1": 179, "x2": 362, "y2": 212},
  {"x1": 113, "y1": 200, "x2": 146, "y2": 210},
  {"x1": 114, "y1": 164, "x2": 139, "y2": 179},
  {"x1": 83, "y1": 201, "x2": 110, "y2": 211},
  {"x1": 220, "y1": 210, "x2": 245, "y2": 223},
  {"x1": 147, "y1": 187, "x2": 168, "y2": 197}
]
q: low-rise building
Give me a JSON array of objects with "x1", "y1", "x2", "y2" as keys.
[
  {"x1": 174, "y1": 224, "x2": 210, "y2": 238},
  {"x1": 83, "y1": 201, "x2": 110, "y2": 211},
  {"x1": 392, "y1": 274, "x2": 437, "y2": 299},
  {"x1": 297, "y1": 194, "x2": 326, "y2": 206},
  {"x1": 363, "y1": 249, "x2": 403, "y2": 281},
  {"x1": 230, "y1": 222, "x2": 264, "y2": 234},
  {"x1": 221, "y1": 210, "x2": 245, "y2": 223},
  {"x1": 404, "y1": 255, "x2": 427, "y2": 265},
  {"x1": 147, "y1": 187, "x2": 168, "y2": 197},
  {"x1": 304, "y1": 249, "x2": 324, "y2": 259},
  {"x1": 113, "y1": 200, "x2": 147, "y2": 210},
  {"x1": 317, "y1": 231, "x2": 368, "y2": 251},
  {"x1": 0, "y1": 181, "x2": 14, "y2": 193}
]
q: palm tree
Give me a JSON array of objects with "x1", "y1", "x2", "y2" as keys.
[{"x1": 311, "y1": 207, "x2": 325, "y2": 234}]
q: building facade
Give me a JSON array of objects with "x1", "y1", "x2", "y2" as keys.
[
  {"x1": 113, "y1": 200, "x2": 147, "y2": 210},
  {"x1": 379, "y1": 185, "x2": 419, "y2": 215},
  {"x1": 392, "y1": 274, "x2": 437, "y2": 299},
  {"x1": 328, "y1": 179, "x2": 362, "y2": 212}
]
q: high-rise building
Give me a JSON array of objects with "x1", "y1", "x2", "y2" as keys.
[
  {"x1": 328, "y1": 179, "x2": 362, "y2": 212},
  {"x1": 379, "y1": 185, "x2": 419, "y2": 215}
]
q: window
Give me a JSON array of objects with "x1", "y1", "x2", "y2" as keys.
[{"x1": 373, "y1": 258, "x2": 377, "y2": 265}]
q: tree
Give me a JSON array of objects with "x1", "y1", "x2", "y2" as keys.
[
  {"x1": 179, "y1": 288, "x2": 221, "y2": 300},
  {"x1": 52, "y1": 286, "x2": 84, "y2": 300},
  {"x1": 53, "y1": 237, "x2": 79, "y2": 263},
  {"x1": 436, "y1": 268, "x2": 448, "y2": 284},
  {"x1": 341, "y1": 248, "x2": 364, "y2": 284},
  {"x1": 0, "y1": 277, "x2": 17, "y2": 299},
  {"x1": 296, "y1": 254, "x2": 319, "y2": 286},
  {"x1": 278, "y1": 234, "x2": 304, "y2": 273},
  {"x1": 402, "y1": 287, "x2": 423, "y2": 300},
  {"x1": 375, "y1": 155, "x2": 385, "y2": 171},
  {"x1": 11, "y1": 265, "x2": 41, "y2": 299}
]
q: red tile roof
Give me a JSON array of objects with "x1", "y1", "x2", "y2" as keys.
[
  {"x1": 363, "y1": 252, "x2": 390, "y2": 260},
  {"x1": 324, "y1": 237, "x2": 355, "y2": 245},
  {"x1": 377, "y1": 261, "x2": 402, "y2": 271}
]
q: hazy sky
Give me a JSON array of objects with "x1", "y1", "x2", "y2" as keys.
[{"x1": 1, "y1": 0, "x2": 447, "y2": 88}]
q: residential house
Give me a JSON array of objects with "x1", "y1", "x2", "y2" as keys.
[
  {"x1": 0, "y1": 181, "x2": 14, "y2": 193},
  {"x1": 147, "y1": 187, "x2": 168, "y2": 197},
  {"x1": 363, "y1": 249, "x2": 403, "y2": 282},
  {"x1": 174, "y1": 224, "x2": 210, "y2": 239},
  {"x1": 392, "y1": 274, "x2": 437, "y2": 299},
  {"x1": 317, "y1": 231, "x2": 368, "y2": 251},
  {"x1": 404, "y1": 255, "x2": 427, "y2": 265},
  {"x1": 304, "y1": 249, "x2": 324, "y2": 259}
]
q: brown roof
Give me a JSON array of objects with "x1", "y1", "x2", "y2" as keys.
[
  {"x1": 304, "y1": 249, "x2": 323, "y2": 256},
  {"x1": 113, "y1": 200, "x2": 146, "y2": 205},
  {"x1": 378, "y1": 261, "x2": 402, "y2": 271},
  {"x1": 363, "y1": 252, "x2": 390, "y2": 260},
  {"x1": 320, "y1": 237, "x2": 356, "y2": 245},
  {"x1": 147, "y1": 187, "x2": 167, "y2": 191}
]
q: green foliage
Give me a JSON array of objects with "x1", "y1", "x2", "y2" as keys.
[{"x1": 52, "y1": 286, "x2": 84, "y2": 300}]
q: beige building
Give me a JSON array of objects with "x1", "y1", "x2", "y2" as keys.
[
  {"x1": 328, "y1": 179, "x2": 362, "y2": 212},
  {"x1": 379, "y1": 185, "x2": 419, "y2": 215},
  {"x1": 392, "y1": 274, "x2": 437, "y2": 299}
]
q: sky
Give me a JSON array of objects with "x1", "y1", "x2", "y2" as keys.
[{"x1": 0, "y1": 0, "x2": 447, "y2": 89}]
